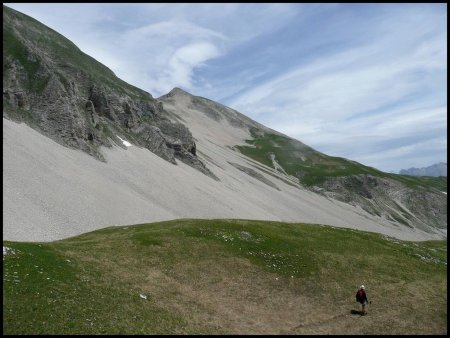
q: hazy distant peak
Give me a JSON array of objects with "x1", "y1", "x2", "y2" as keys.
[{"x1": 399, "y1": 162, "x2": 447, "y2": 177}]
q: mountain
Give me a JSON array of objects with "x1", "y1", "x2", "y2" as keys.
[
  {"x1": 399, "y1": 162, "x2": 447, "y2": 177},
  {"x1": 158, "y1": 88, "x2": 447, "y2": 235},
  {"x1": 2, "y1": 5, "x2": 447, "y2": 242},
  {"x1": 3, "y1": 5, "x2": 213, "y2": 178}
]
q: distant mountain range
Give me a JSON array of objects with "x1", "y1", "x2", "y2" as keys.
[{"x1": 399, "y1": 162, "x2": 447, "y2": 177}]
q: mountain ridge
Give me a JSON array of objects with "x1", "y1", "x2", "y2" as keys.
[
  {"x1": 399, "y1": 162, "x2": 447, "y2": 177},
  {"x1": 158, "y1": 88, "x2": 447, "y2": 235},
  {"x1": 2, "y1": 5, "x2": 447, "y2": 242}
]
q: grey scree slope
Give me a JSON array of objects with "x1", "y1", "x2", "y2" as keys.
[{"x1": 3, "y1": 117, "x2": 443, "y2": 242}]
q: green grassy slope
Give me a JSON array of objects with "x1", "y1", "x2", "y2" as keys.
[
  {"x1": 236, "y1": 128, "x2": 447, "y2": 191},
  {"x1": 3, "y1": 219, "x2": 447, "y2": 334}
]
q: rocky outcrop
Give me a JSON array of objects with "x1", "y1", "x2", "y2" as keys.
[
  {"x1": 317, "y1": 174, "x2": 447, "y2": 232},
  {"x1": 3, "y1": 5, "x2": 215, "y2": 179}
]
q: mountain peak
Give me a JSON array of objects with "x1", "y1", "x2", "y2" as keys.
[{"x1": 166, "y1": 87, "x2": 191, "y2": 97}]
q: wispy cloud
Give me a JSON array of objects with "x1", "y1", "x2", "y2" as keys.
[
  {"x1": 227, "y1": 4, "x2": 447, "y2": 172},
  {"x1": 111, "y1": 19, "x2": 226, "y2": 96}
]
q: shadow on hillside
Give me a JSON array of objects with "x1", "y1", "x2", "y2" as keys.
[{"x1": 350, "y1": 309, "x2": 364, "y2": 316}]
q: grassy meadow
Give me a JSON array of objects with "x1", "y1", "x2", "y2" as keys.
[{"x1": 3, "y1": 219, "x2": 447, "y2": 334}]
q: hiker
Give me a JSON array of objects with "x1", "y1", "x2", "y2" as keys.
[{"x1": 356, "y1": 285, "x2": 369, "y2": 315}]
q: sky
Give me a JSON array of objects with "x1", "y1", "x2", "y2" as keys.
[{"x1": 5, "y1": 3, "x2": 447, "y2": 173}]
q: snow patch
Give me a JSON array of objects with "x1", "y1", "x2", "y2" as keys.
[{"x1": 116, "y1": 135, "x2": 132, "y2": 147}]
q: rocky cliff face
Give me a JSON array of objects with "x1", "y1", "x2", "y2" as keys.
[
  {"x1": 3, "y1": 6, "x2": 215, "y2": 178},
  {"x1": 316, "y1": 174, "x2": 447, "y2": 232}
]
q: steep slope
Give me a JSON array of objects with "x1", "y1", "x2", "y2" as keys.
[
  {"x1": 159, "y1": 89, "x2": 447, "y2": 236},
  {"x1": 7, "y1": 116, "x2": 427, "y2": 242},
  {"x1": 3, "y1": 5, "x2": 212, "y2": 177}
]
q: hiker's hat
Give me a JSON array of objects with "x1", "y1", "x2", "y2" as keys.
[{"x1": 360, "y1": 285, "x2": 365, "y2": 289}]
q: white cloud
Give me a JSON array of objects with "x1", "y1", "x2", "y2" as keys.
[
  {"x1": 123, "y1": 19, "x2": 227, "y2": 41},
  {"x1": 228, "y1": 11, "x2": 446, "y2": 172},
  {"x1": 231, "y1": 29, "x2": 446, "y2": 120},
  {"x1": 166, "y1": 42, "x2": 221, "y2": 91},
  {"x1": 66, "y1": 18, "x2": 228, "y2": 97}
]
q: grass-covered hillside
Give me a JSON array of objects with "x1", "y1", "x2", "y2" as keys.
[
  {"x1": 3, "y1": 219, "x2": 447, "y2": 334},
  {"x1": 237, "y1": 128, "x2": 447, "y2": 191},
  {"x1": 236, "y1": 129, "x2": 447, "y2": 231}
]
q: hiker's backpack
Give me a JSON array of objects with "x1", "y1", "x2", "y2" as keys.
[{"x1": 356, "y1": 289, "x2": 364, "y2": 302}]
